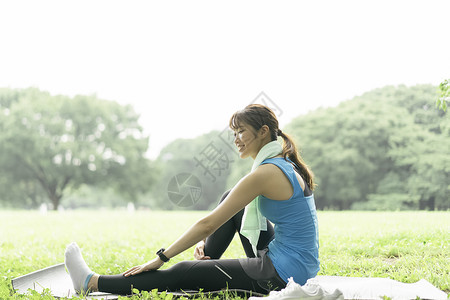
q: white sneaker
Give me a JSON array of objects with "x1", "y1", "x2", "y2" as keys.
[
  {"x1": 249, "y1": 277, "x2": 324, "y2": 300},
  {"x1": 322, "y1": 289, "x2": 344, "y2": 300},
  {"x1": 303, "y1": 278, "x2": 344, "y2": 300}
]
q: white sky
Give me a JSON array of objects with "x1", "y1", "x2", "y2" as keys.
[{"x1": 1, "y1": 0, "x2": 449, "y2": 158}]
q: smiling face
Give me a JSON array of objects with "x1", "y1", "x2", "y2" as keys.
[
  {"x1": 229, "y1": 104, "x2": 279, "y2": 159},
  {"x1": 233, "y1": 122, "x2": 270, "y2": 159},
  {"x1": 233, "y1": 123, "x2": 257, "y2": 159}
]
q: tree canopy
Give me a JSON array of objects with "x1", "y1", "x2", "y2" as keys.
[
  {"x1": 0, "y1": 88, "x2": 153, "y2": 209},
  {"x1": 149, "y1": 84, "x2": 448, "y2": 211},
  {"x1": 0, "y1": 84, "x2": 447, "y2": 211},
  {"x1": 285, "y1": 84, "x2": 449, "y2": 210}
]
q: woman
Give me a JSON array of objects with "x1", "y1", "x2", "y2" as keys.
[{"x1": 65, "y1": 104, "x2": 320, "y2": 295}]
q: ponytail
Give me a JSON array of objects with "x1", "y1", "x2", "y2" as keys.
[{"x1": 278, "y1": 130, "x2": 316, "y2": 191}]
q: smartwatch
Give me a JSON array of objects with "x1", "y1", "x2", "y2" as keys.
[{"x1": 156, "y1": 248, "x2": 170, "y2": 262}]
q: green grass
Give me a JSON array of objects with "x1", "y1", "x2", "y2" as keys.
[{"x1": 0, "y1": 210, "x2": 449, "y2": 299}]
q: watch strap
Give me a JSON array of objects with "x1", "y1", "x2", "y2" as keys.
[{"x1": 156, "y1": 248, "x2": 170, "y2": 262}]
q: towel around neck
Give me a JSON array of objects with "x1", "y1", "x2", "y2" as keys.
[{"x1": 240, "y1": 140, "x2": 282, "y2": 256}]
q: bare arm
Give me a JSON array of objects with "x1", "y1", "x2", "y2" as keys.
[{"x1": 123, "y1": 168, "x2": 266, "y2": 276}]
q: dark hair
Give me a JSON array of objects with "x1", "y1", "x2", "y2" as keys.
[{"x1": 229, "y1": 104, "x2": 315, "y2": 190}]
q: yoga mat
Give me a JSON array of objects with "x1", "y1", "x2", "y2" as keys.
[
  {"x1": 11, "y1": 263, "x2": 448, "y2": 299},
  {"x1": 316, "y1": 275, "x2": 447, "y2": 300},
  {"x1": 11, "y1": 263, "x2": 115, "y2": 299}
]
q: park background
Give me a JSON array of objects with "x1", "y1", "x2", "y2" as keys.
[
  {"x1": 0, "y1": 84, "x2": 448, "y2": 211},
  {"x1": 0, "y1": 0, "x2": 449, "y2": 211},
  {"x1": 0, "y1": 2, "x2": 449, "y2": 298}
]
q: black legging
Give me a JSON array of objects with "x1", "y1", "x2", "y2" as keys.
[
  {"x1": 98, "y1": 191, "x2": 277, "y2": 295},
  {"x1": 204, "y1": 190, "x2": 275, "y2": 259}
]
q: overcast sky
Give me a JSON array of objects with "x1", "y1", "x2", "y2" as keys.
[{"x1": 1, "y1": 0, "x2": 449, "y2": 158}]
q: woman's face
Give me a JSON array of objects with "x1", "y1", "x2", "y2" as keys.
[{"x1": 233, "y1": 123, "x2": 262, "y2": 159}]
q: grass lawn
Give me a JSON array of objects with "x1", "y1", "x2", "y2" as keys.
[{"x1": 0, "y1": 210, "x2": 448, "y2": 299}]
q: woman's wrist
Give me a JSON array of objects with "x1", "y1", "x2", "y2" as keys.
[
  {"x1": 156, "y1": 248, "x2": 170, "y2": 262},
  {"x1": 155, "y1": 256, "x2": 165, "y2": 264}
]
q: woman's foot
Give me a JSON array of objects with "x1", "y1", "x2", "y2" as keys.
[{"x1": 64, "y1": 242, "x2": 96, "y2": 294}]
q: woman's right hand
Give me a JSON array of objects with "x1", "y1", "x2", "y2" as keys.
[
  {"x1": 123, "y1": 257, "x2": 164, "y2": 277},
  {"x1": 194, "y1": 240, "x2": 211, "y2": 260}
]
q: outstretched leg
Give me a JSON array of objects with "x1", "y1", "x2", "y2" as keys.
[
  {"x1": 97, "y1": 259, "x2": 275, "y2": 295},
  {"x1": 65, "y1": 243, "x2": 283, "y2": 295}
]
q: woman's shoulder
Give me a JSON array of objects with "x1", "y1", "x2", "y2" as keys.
[
  {"x1": 258, "y1": 157, "x2": 308, "y2": 194},
  {"x1": 254, "y1": 160, "x2": 290, "y2": 183},
  {"x1": 257, "y1": 161, "x2": 276, "y2": 170}
]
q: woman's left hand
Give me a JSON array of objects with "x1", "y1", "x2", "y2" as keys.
[
  {"x1": 194, "y1": 240, "x2": 211, "y2": 260},
  {"x1": 123, "y1": 257, "x2": 164, "y2": 277}
]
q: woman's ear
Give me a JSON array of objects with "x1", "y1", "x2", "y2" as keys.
[{"x1": 259, "y1": 125, "x2": 270, "y2": 138}]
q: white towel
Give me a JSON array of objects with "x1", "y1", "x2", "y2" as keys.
[{"x1": 240, "y1": 141, "x2": 282, "y2": 256}]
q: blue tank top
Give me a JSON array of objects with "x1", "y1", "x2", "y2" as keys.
[{"x1": 258, "y1": 157, "x2": 320, "y2": 284}]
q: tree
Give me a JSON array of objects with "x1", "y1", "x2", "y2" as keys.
[
  {"x1": 285, "y1": 97, "x2": 399, "y2": 209},
  {"x1": 0, "y1": 88, "x2": 153, "y2": 210},
  {"x1": 437, "y1": 79, "x2": 449, "y2": 112},
  {"x1": 386, "y1": 85, "x2": 449, "y2": 210},
  {"x1": 284, "y1": 84, "x2": 449, "y2": 210}
]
